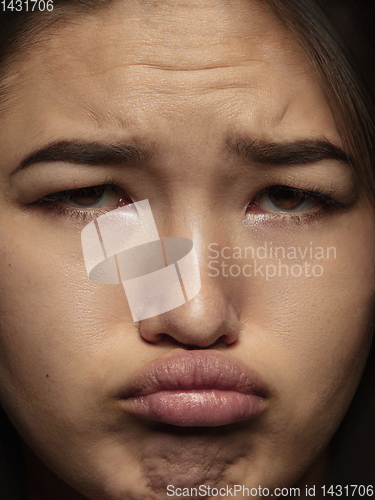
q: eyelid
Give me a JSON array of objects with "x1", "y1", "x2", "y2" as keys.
[
  {"x1": 34, "y1": 182, "x2": 131, "y2": 222},
  {"x1": 36, "y1": 183, "x2": 122, "y2": 203},
  {"x1": 12, "y1": 164, "x2": 134, "y2": 204},
  {"x1": 255, "y1": 185, "x2": 340, "y2": 205},
  {"x1": 247, "y1": 183, "x2": 344, "y2": 219}
]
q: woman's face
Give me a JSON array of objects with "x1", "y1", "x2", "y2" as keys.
[{"x1": 0, "y1": 0, "x2": 374, "y2": 498}]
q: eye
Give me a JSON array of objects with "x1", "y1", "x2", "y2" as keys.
[
  {"x1": 36, "y1": 184, "x2": 131, "y2": 211},
  {"x1": 248, "y1": 186, "x2": 335, "y2": 214}
]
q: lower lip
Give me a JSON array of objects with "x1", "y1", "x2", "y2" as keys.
[{"x1": 125, "y1": 389, "x2": 265, "y2": 427}]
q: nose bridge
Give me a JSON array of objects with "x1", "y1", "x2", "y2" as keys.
[{"x1": 137, "y1": 201, "x2": 243, "y2": 347}]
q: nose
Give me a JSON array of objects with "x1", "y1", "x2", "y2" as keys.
[{"x1": 139, "y1": 273, "x2": 240, "y2": 348}]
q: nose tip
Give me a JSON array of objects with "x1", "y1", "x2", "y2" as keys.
[{"x1": 139, "y1": 280, "x2": 240, "y2": 348}]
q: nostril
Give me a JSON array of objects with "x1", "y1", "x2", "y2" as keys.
[
  {"x1": 139, "y1": 311, "x2": 240, "y2": 349},
  {"x1": 138, "y1": 275, "x2": 241, "y2": 348},
  {"x1": 182, "y1": 342, "x2": 225, "y2": 350}
]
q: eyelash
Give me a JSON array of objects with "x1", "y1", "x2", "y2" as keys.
[
  {"x1": 249, "y1": 182, "x2": 341, "y2": 212},
  {"x1": 247, "y1": 181, "x2": 346, "y2": 224},
  {"x1": 35, "y1": 183, "x2": 128, "y2": 222},
  {"x1": 35, "y1": 182, "x2": 342, "y2": 222},
  {"x1": 256, "y1": 184, "x2": 339, "y2": 203}
]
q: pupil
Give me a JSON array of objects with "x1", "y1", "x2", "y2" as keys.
[
  {"x1": 70, "y1": 187, "x2": 104, "y2": 206},
  {"x1": 270, "y1": 189, "x2": 302, "y2": 209}
]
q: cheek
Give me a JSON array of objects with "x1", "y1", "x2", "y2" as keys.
[
  {"x1": 0, "y1": 217, "x2": 135, "y2": 422},
  {"x1": 234, "y1": 207, "x2": 375, "y2": 448}
]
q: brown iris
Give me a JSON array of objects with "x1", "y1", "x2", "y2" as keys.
[
  {"x1": 67, "y1": 187, "x2": 106, "y2": 206},
  {"x1": 268, "y1": 188, "x2": 306, "y2": 210}
]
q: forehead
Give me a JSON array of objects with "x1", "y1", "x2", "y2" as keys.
[{"x1": 1, "y1": 0, "x2": 339, "y2": 153}]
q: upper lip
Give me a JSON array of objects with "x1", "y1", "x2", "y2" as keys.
[{"x1": 119, "y1": 350, "x2": 269, "y2": 399}]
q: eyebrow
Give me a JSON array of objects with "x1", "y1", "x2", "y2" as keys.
[
  {"x1": 13, "y1": 140, "x2": 152, "y2": 174},
  {"x1": 229, "y1": 138, "x2": 350, "y2": 166},
  {"x1": 13, "y1": 137, "x2": 350, "y2": 176}
]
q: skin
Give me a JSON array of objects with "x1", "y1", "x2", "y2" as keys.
[{"x1": 0, "y1": 0, "x2": 374, "y2": 498}]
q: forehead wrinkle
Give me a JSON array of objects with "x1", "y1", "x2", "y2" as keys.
[
  {"x1": 0, "y1": 0, "x2": 312, "y2": 119},
  {"x1": 0, "y1": 0, "x2": 330, "y2": 153},
  {"x1": 27, "y1": 0, "x2": 308, "y2": 75},
  {"x1": 0, "y1": 54, "x2": 319, "y2": 146},
  {"x1": 28, "y1": 59, "x2": 272, "y2": 126},
  {"x1": 6, "y1": 68, "x2": 298, "y2": 141},
  {"x1": 90, "y1": 60, "x2": 271, "y2": 77}
]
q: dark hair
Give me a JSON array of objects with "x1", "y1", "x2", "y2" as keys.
[
  {"x1": 0, "y1": 0, "x2": 374, "y2": 498},
  {"x1": 264, "y1": 3, "x2": 375, "y2": 485},
  {"x1": 266, "y1": 0, "x2": 375, "y2": 207}
]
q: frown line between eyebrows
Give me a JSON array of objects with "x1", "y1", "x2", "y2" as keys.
[
  {"x1": 12, "y1": 140, "x2": 153, "y2": 175},
  {"x1": 228, "y1": 137, "x2": 350, "y2": 167}
]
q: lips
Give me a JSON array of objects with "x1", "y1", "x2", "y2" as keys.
[{"x1": 119, "y1": 351, "x2": 268, "y2": 427}]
